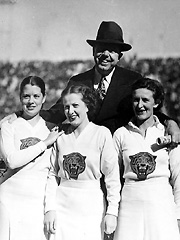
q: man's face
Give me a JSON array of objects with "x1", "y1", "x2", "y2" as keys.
[{"x1": 93, "y1": 43, "x2": 120, "y2": 76}]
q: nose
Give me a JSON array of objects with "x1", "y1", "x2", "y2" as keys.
[
  {"x1": 28, "y1": 96, "x2": 34, "y2": 103},
  {"x1": 137, "y1": 99, "x2": 143, "y2": 108},
  {"x1": 68, "y1": 105, "x2": 74, "y2": 114},
  {"x1": 103, "y1": 50, "x2": 110, "y2": 56}
]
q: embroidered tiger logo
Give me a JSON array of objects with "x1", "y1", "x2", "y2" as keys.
[
  {"x1": 20, "y1": 137, "x2": 41, "y2": 150},
  {"x1": 63, "y1": 152, "x2": 86, "y2": 180},
  {"x1": 129, "y1": 152, "x2": 157, "y2": 180}
]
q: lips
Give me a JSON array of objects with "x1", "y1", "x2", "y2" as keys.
[
  {"x1": 68, "y1": 115, "x2": 77, "y2": 122},
  {"x1": 136, "y1": 109, "x2": 146, "y2": 115},
  {"x1": 101, "y1": 60, "x2": 109, "y2": 64},
  {"x1": 27, "y1": 106, "x2": 36, "y2": 110}
]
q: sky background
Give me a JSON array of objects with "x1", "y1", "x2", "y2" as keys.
[{"x1": 0, "y1": 0, "x2": 180, "y2": 62}]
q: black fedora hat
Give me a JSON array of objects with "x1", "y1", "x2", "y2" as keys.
[{"x1": 86, "y1": 21, "x2": 132, "y2": 52}]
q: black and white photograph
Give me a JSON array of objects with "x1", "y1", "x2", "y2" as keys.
[{"x1": 0, "y1": 0, "x2": 180, "y2": 240}]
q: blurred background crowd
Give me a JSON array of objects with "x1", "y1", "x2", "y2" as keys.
[{"x1": 0, "y1": 56, "x2": 180, "y2": 124}]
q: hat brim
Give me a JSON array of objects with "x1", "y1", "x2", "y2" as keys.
[{"x1": 86, "y1": 39, "x2": 132, "y2": 52}]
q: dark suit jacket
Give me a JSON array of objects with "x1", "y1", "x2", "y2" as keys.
[{"x1": 41, "y1": 66, "x2": 142, "y2": 133}]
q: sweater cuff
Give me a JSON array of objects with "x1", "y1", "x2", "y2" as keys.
[
  {"x1": 106, "y1": 205, "x2": 119, "y2": 217},
  {"x1": 44, "y1": 201, "x2": 57, "y2": 214}
]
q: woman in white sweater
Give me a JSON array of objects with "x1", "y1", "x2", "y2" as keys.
[
  {"x1": 113, "y1": 77, "x2": 180, "y2": 240},
  {"x1": 0, "y1": 76, "x2": 62, "y2": 240},
  {"x1": 44, "y1": 84, "x2": 121, "y2": 240}
]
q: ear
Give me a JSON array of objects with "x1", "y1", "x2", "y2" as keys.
[
  {"x1": 118, "y1": 53, "x2": 123, "y2": 60},
  {"x1": 153, "y1": 99, "x2": 161, "y2": 109}
]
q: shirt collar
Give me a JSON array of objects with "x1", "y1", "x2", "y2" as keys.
[
  {"x1": 105, "y1": 68, "x2": 115, "y2": 84},
  {"x1": 94, "y1": 67, "x2": 115, "y2": 85},
  {"x1": 128, "y1": 115, "x2": 164, "y2": 130}
]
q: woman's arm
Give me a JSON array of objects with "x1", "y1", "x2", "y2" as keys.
[
  {"x1": 169, "y1": 146, "x2": 180, "y2": 225},
  {"x1": 113, "y1": 130, "x2": 124, "y2": 186},
  {"x1": 40, "y1": 97, "x2": 66, "y2": 124},
  {"x1": 100, "y1": 128, "x2": 121, "y2": 234},
  {"x1": 164, "y1": 119, "x2": 180, "y2": 144},
  {"x1": 0, "y1": 121, "x2": 47, "y2": 169},
  {"x1": 156, "y1": 111, "x2": 180, "y2": 143},
  {"x1": 44, "y1": 143, "x2": 60, "y2": 235},
  {"x1": 0, "y1": 121, "x2": 61, "y2": 169}
]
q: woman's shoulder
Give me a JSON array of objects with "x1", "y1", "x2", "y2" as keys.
[
  {"x1": 1, "y1": 120, "x2": 10, "y2": 131},
  {"x1": 91, "y1": 123, "x2": 112, "y2": 136},
  {"x1": 1, "y1": 117, "x2": 22, "y2": 129},
  {"x1": 113, "y1": 126, "x2": 128, "y2": 136}
]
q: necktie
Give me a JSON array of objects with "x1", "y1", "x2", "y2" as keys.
[{"x1": 97, "y1": 77, "x2": 106, "y2": 100}]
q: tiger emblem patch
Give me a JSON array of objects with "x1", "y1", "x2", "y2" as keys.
[
  {"x1": 129, "y1": 152, "x2": 156, "y2": 180},
  {"x1": 63, "y1": 152, "x2": 86, "y2": 180},
  {"x1": 20, "y1": 137, "x2": 41, "y2": 150}
]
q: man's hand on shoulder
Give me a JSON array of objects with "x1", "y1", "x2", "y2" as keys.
[{"x1": 165, "y1": 120, "x2": 180, "y2": 145}]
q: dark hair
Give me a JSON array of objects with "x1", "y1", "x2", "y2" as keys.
[
  {"x1": 132, "y1": 77, "x2": 165, "y2": 110},
  {"x1": 20, "y1": 76, "x2": 46, "y2": 96},
  {"x1": 61, "y1": 84, "x2": 98, "y2": 121}
]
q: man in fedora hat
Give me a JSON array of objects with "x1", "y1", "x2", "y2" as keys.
[
  {"x1": 43, "y1": 21, "x2": 142, "y2": 133},
  {"x1": 42, "y1": 21, "x2": 180, "y2": 138}
]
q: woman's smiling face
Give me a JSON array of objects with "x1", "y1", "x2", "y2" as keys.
[
  {"x1": 63, "y1": 93, "x2": 89, "y2": 128},
  {"x1": 132, "y1": 88, "x2": 157, "y2": 123},
  {"x1": 20, "y1": 84, "x2": 45, "y2": 119}
]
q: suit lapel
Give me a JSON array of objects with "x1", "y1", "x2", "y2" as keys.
[{"x1": 84, "y1": 67, "x2": 96, "y2": 88}]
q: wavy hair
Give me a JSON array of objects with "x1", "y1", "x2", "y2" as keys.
[
  {"x1": 132, "y1": 77, "x2": 165, "y2": 110},
  {"x1": 61, "y1": 83, "x2": 98, "y2": 121}
]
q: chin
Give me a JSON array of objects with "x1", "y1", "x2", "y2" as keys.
[
  {"x1": 98, "y1": 66, "x2": 111, "y2": 74},
  {"x1": 99, "y1": 64, "x2": 110, "y2": 69},
  {"x1": 29, "y1": 111, "x2": 38, "y2": 116},
  {"x1": 137, "y1": 116, "x2": 146, "y2": 120},
  {"x1": 70, "y1": 121, "x2": 78, "y2": 127}
]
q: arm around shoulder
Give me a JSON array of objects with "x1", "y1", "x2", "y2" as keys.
[{"x1": 40, "y1": 97, "x2": 66, "y2": 124}]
